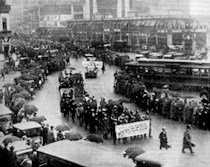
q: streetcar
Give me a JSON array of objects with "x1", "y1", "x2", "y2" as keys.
[{"x1": 125, "y1": 59, "x2": 210, "y2": 91}]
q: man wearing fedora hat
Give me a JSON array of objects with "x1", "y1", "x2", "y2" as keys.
[
  {"x1": 159, "y1": 127, "x2": 171, "y2": 150},
  {"x1": 182, "y1": 124, "x2": 195, "y2": 153}
]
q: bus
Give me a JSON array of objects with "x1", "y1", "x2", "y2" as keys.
[
  {"x1": 125, "y1": 59, "x2": 210, "y2": 91},
  {"x1": 37, "y1": 140, "x2": 134, "y2": 167}
]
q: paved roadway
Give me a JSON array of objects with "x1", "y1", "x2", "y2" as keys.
[{"x1": 1, "y1": 58, "x2": 210, "y2": 167}]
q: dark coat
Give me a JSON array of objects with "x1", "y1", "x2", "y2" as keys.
[
  {"x1": 47, "y1": 130, "x2": 55, "y2": 144},
  {"x1": 183, "y1": 129, "x2": 192, "y2": 149},
  {"x1": 159, "y1": 131, "x2": 168, "y2": 148}
]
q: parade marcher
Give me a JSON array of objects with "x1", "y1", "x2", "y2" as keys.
[
  {"x1": 31, "y1": 151, "x2": 39, "y2": 167},
  {"x1": 77, "y1": 103, "x2": 84, "y2": 126},
  {"x1": 182, "y1": 124, "x2": 195, "y2": 153},
  {"x1": 0, "y1": 89, "x2": 3, "y2": 103},
  {"x1": 159, "y1": 127, "x2": 171, "y2": 150},
  {"x1": 114, "y1": 70, "x2": 118, "y2": 81},
  {"x1": 145, "y1": 111, "x2": 152, "y2": 138},
  {"x1": 102, "y1": 113, "x2": 111, "y2": 139},
  {"x1": 89, "y1": 111, "x2": 96, "y2": 133},
  {"x1": 0, "y1": 69, "x2": 5, "y2": 81},
  {"x1": 110, "y1": 115, "x2": 117, "y2": 145},
  {"x1": 71, "y1": 102, "x2": 77, "y2": 123},
  {"x1": 101, "y1": 62, "x2": 105, "y2": 74}
]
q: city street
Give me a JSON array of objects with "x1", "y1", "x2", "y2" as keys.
[
  {"x1": 27, "y1": 57, "x2": 210, "y2": 167},
  {"x1": 1, "y1": 0, "x2": 210, "y2": 166}
]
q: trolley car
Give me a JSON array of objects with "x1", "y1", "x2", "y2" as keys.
[{"x1": 125, "y1": 59, "x2": 210, "y2": 91}]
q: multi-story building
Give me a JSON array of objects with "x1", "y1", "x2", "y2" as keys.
[
  {"x1": 0, "y1": 0, "x2": 11, "y2": 59},
  {"x1": 84, "y1": 0, "x2": 191, "y2": 19},
  {"x1": 8, "y1": 0, "x2": 86, "y2": 34},
  {"x1": 85, "y1": 0, "x2": 131, "y2": 19},
  {"x1": 150, "y1": 0, "x2": 191, "y2": 16},
  {"x1": 39, "y1": 1, "x2": 85, "y2": 28},
  {"x1": 7, "y1": 0, "x2": 24, "y2": 31},
  {"x1": 67, "y1": 16, "x2": 209, "y2": 55},
  {"x1": 128, "y1": 0, "x2": 151, "y2": 17},
  {"x1": 96, "y1": 0, "x2": 118, "y2": 18},
  {"x1": 8, "y1": 0, "x2": 40, "y2": 33}
]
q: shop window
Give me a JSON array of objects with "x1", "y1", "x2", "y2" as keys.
[{"x1": 2, "y1": 18, "x2": 7, "y2": 31}]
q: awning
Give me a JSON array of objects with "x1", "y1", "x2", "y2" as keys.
[
  {"x1": 87, "y1": 22, "x2": 92, "y2": 27},
  {"x1": 145, "y1": 20, "x2": 152, "y2": 26},
  {"x1": 158, "y1": 21, "x2": 165, "y2": 26},
  {"x1": 131, "y1": 21, "x2": 137, "y2": 25},
  {"x1": 136, "y1": 21, "x2": 142, "y2": 26},
  {"x1": 150, "y1": 20, "x2": 157, "y2": 26},
  {"x1": 67, "y1": 23, "x2": 72, "y2": 28},
  {"x1": 155, "y1": 20, "x2": 160, "y2": 26},
  {"x1": 123, "y1": 21, "x2": 128, "y2": 27},
  {"x1": 140, "y1": 20, "x2": 147, "y2": 26}
]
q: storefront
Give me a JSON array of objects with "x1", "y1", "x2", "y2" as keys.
[{"x1": 67, "y1": 17, "x2": 210, "y2": 54}]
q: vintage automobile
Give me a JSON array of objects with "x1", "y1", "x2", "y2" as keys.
[
  {"x1": 135, "y1": 151, "x2": 171, "y2": 167},
  {"x1": 8, "y1": 141, "x2": 33, "y2": 165},
  {"x1": 12, "y1": 121, "x2": 42, "y2": 140},
  {"x1": 85, "y1": 67, "x2": 97, "y2": 78},
  {"x1": 0, "y1": 104, "x2": 13, "y2": 132}
]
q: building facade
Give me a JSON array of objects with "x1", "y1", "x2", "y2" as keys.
[
  {"x1": 150, "y1": 0, "x2": 191, "y2": 16},
  {"x1": 8, "y1": 0, "x2": 40, "y2": 33},
  {"x1": 0, "y1": 0, "x2": 11, "y2": 59},
  {"x1": 84, "y1": 0, "x2": 191, "y2": 19},
  {"x1": 67, "y1": 16, "x2": 209, "y2": 54}
]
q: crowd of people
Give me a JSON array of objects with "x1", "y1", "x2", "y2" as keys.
[
  {"x1": 0, "y1": 39, "x2": 72, "y2": 167},
  {"x1": 114, "y1": 70, "x2": 210, "y2": 130},
  {"x1": 59, "y1": 74, "x2": 152, "y2": 144},
  {"x1": 0, "y1": 36, "x2": 209, "y2": 166}
]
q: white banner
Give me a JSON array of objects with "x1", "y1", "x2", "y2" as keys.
[
  {"x1": 60, "y1": 88, "x2": 73, "y2": 97},
  {"x1": 60, "y1": 15, "x2": 72, "y2": 21},
  {"x1": 82, "y1": 61, "x2": 103, "y2": 69},
  {"x1": 115, "y1": 120, "x2": 150, "y2": 139}
]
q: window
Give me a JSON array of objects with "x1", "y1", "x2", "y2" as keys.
[
  {"x1": 74, "y1": 14, "x2": 83, "y2": 20},
  {"x1": 2, "y1": 18, "x2": 7, "y2": 31},
  {"x1": 73, "y1": 5, "x2": 83, "y2": 12},
  {"x1": 172, "y1": 33, "x2": 182, "y2": 45}
]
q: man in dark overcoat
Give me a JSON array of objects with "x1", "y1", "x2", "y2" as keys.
[
  {"x1": 159, "y1": 127, "x2": 170, "y2": 149},
  {"x1": 182, "y1": 124, "x2": 195, "y2": 153}
]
